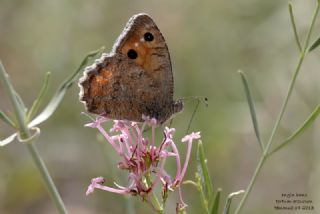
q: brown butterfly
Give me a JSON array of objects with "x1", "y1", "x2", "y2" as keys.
[{"x1": 79, "y1": 13, "x2": 183, "y2": 124}]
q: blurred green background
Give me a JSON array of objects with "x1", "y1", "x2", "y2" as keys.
[{"x1": 0, "y1": 0, "x2": 319, "y2": 213}]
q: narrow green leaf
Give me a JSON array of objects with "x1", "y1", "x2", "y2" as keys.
[
  {"x1": 197, "y1": 140, "x2": 213, "y2": 200},
  {"x1": 14, "y1": 91, "x2": 27, "y2": 114},
  {"x1": 28, "y1": 47, "x2": 104, "y2": 128},
  {"x1": 0, "y1": 111, "x2": 17, "y2": 128},
  {"x1": 0, "y1": 62, "x2": 27, "y2": 133},
  {"x1": 238, "y1": 70, "x2": 264, "y2": 151},
  {"x1": 210, "y1": 188, "x2": 222, "y2": 214},
  {"x1": 195, "y1": 173, "x2": 209, "y2": 213},
  {"x1": 289, "y1": 3, "x2": 302, "y2": 52},
  {"x1": 223, "y1": 190, "x2": 245, "y2": 214},
  {"x1": 75, "y1": 47, "x2": 105, "y2": 76},
  {"x1": 269, "y1": 105, "x2": 320, "y2": 155},
  {"x1": 27, "y1": 72, "x2": 51, "y2": 122},
  {"x1": 182, "y1": 180, "x2": 198, "y2": 187},
  {"x1": 308, "y1": 35, "x2": 320, "y2": 52},
  {"x1": 0, "y1": 132, "x2": 17, "y2": 146}
]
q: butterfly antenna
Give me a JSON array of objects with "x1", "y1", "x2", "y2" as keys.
[
  {"x1": 180, "y1": 96, "x2": 208, "y2": 134},
  {"x1": 186, "y1": 99, "x2": 200, "y2": 134}
]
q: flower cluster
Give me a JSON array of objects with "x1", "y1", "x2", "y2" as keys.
[{"x1": 85, "y1": 115, "x2": 200, "y2": 210}]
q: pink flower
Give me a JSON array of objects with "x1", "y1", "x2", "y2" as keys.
[
  {"x1": 84, "y1": 115, "x2": 201, "y2": 210},
  {"x1": 141, "y1": 114, "x2": 157, "y2": 126},
  {"x1": 182, "y1": 132, "x2": 201, "y2": 143},
  {"x1": 86, "y1": 177, "x2": 128, "y2": 195},
  {"x1": 176, "y1": 132, "x2": 201, "y2": 184},
  {"x1": 84, "y1": 116, "x2": 108, "y2": 128},
  {"x1": 164, "y1": 127, "x2": 175, "y2": 140}
]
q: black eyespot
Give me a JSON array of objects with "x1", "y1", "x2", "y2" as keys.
[
  {"x1": 127, "y1": 49, "x2": 138, "y2": 59},
  {"x1": 144, "y1": 32, "x2": 154, "y2": 42}
]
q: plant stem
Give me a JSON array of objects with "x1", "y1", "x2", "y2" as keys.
[
  {"x1": 0, "y1": 63, "x2": 27, "y2": 133},
  {"x1": 289, "y1": 3, "x2": 302, "y2": 52},
  {"x1": 265, "y1": 0, "x2": 319, "y2": 154},
  {"x1": 26, "y1": 141, "x2": 68, "y2": 214},
  {"x1": 234, "y1": 155, "x2": 266, "y2": 214},
  {"x1": 145, "y1": 173, "x2": 163, "y2": 213},
  {"x1": 234, "y1": 2, "x2": 319, "y2": 213},
  {"x1": 0, "y1": 62, "x2": 68, "y2": 214}
]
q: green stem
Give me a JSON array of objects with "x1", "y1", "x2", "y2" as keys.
[
  {"x1": 289, "y1": 3, "x2": 302, "y2": 52},
  {"x1": 234, "y1": 2, "x2": 320, "y2": 213},
  {"x1": 26, "y1": 142, "x2": 68, "y2": 214},
  {"x1": 234, "y1": 155, "x2": 266, "y2": 214},
  {"x1": 0, "y1": 62, "x2": 68, "y2": 214},
  {"x1": 0, "y1": 62, "x2": 27, "y2": 133},
  {"x1": 195, "y1": 174, "x2": 209, "y2": 213},
  {"x1": 265, "y1": 0, "x2": 319, "y2": 154},
  {"x1": 145, "y1": 173, "x2": 163, "y2": 213}
]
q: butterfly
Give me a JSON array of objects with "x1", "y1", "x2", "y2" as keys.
[{"x1": 79, "y1": 13, "x2": 183, "y2": 124}]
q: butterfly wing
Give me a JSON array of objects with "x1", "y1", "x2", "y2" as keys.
[
  {"x1": 79, "y1": 14, "x2": 183, "y2": 123},
  {"x1": 79, "y1": 53, "x2": 157, "y2": 122},
  {"x1": 113, "y1": 13, "x2": 174, "y2": 101}
]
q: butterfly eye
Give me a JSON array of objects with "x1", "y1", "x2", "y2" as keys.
[
  {"x1": 127, "y1": 49, "x2": 138, "y2": 59},
  {"x1": 144, "y1": 32, "x2": 154, "y2": 42}
]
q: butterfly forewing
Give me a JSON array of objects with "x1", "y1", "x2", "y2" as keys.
[{"x1": 79, "y1": 13, "x2": 183, "y2": 123}]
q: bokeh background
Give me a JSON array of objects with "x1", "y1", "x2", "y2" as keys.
[{"x1": 0, "y1": 0, "x2": 319, "y2": 213}]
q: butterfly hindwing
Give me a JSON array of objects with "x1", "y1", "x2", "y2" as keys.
[{"x1": 79, "y1": 13, "x2": 183, "y2": 123}]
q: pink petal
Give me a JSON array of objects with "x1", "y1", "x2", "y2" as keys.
[
  {"x1": 164, "y1": 127, "x2": 176, "y2": 140},
  {"x1": 181, "y1": 132, "x2": 201, "y2": 143},
  {"x1": 86, "y1": 177, "x2": 129, "y2": 195}
]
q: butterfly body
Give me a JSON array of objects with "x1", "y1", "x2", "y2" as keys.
[{"x1": 79, "y1": 13, "x2": 183, "y2": 123}]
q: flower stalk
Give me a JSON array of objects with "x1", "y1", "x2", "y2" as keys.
[
  {"x1": 235, "y1": 2, "x2": 320, "y2": 213},
  {"x1": 145, "y1": 172, "x2": 163, "y2": 213},
  {"x1": 0, "y1": 62, "x2": 68, "y2": 214},
  {"x1": 85, "y1": 116, "x2": 201, "y2": 213}
]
